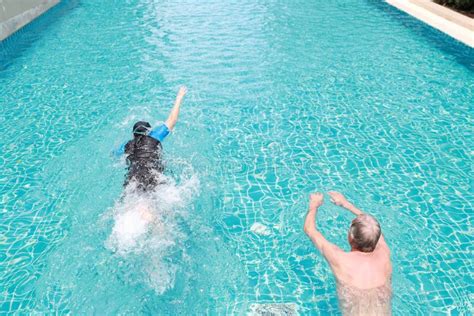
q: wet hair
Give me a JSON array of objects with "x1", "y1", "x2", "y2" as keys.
[
  {"x1": 133, "y1": 121, "x2": 151, "y2": 137},
  {"x1": 349, "y1": 214, "x2": 381, "y2": 252}
]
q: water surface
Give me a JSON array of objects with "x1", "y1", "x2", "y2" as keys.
[{"x1": 0, "y1": 0, "x2": 473, "y2": 314}]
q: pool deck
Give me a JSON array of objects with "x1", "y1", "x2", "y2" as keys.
[
  {"x1": 386, "y1": 0, "x2": 474, "y2": 48},
  {"x1": 0, "y1": 0, "x2": 60, "y2": 41}
]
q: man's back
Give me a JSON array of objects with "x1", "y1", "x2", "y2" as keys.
[
  {"x1": 337, "y1": 279, "x2": 391, "y2": 316},
  {"x1": 334, "y1": 237, "x2": 392, "y2": 289},
  {"x1": 332, "y1": 237, "x2": 392, "y2": 316}
]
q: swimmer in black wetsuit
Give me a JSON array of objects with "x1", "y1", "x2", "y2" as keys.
[{"x1": 114, "y1": 86, "x2": 187, "y2": 192}]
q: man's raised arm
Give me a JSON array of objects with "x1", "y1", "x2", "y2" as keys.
[
  {"x1": 165, "y1": 86, "x2": 187, "y2": 130},
  {"x1": 304, "y1": 193, "x2": 343, "y2": 264},
  {"x1": 328, "y1": 191, "x2": 364, "y2": 216}
]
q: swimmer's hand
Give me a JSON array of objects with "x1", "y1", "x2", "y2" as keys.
[
  {"x1": 309, "y1": 192, "x2": 324, "y2": 209},
  {"x1": 328, "y1": 191, "x2": 364, "y2": 216},
  {"x1": 177, "y1": 86, "x2": 187, "y2": 100},
  {"x1": 328, "y1": 191, "x2": 348, "y2": 207}
]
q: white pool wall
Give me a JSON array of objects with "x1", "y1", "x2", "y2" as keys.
[{"x1": 0, "y1": 0, "x2": 60, "y2": 41}]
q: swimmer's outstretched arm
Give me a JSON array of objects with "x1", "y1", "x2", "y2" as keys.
[
  {"x1": 328, "y1": 191, "x2": 363, "y2": 216},
  {"x1": 304, "y1": 193, "x2": 344, "y2": 263},
  {"x1": 112, "y1": 142, "x2": 126, "y2": 157},
  {"x1": 165, "y1": 86, "x2": 187, "y2": 130}
]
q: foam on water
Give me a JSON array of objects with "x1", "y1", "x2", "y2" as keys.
[
  {"x1": 106, "y1": 164, "x2": 199, "y2": 293},
  {"x1": 250, "y1": 222, "x2": 271, "y2": 236},
  {"x1": 1, "y1": 0, "x2": 472, "y2": 314},
  {"x1": 108, "y1": 203, "x2": 152, "y2": 252},
  {"x1": 249, "y1": 303, "x2": 298, "y2": 315},
  {"x1": 119, "y1": 107, "x2": 166, "y2": 130}
]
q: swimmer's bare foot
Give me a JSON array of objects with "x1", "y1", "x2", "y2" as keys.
[
  {"x1": 139, "y1": 208, "x2": 155, "y2": 223},
  {"x1": 135, "y1": 201, "x2": 155, "y2": 223}
]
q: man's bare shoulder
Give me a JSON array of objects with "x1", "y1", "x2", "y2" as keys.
[
  {"x1": 333, "y1": 251, "x2": 391, "y2": 286},
  {"x1": 325, "y1": 247, "x2": 353, "y2": 271}
]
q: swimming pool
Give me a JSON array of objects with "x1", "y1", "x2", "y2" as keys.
[{"x1": 1, "y1": 0, "x2": 472, "y2": 314}]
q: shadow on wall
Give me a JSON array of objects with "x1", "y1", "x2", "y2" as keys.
[
  {"x1": 0, "y1": 0, "x2": 80, "y2": 72},
  {"x1": 368, "y1": 0, "x2": 474, "y2": 72}
]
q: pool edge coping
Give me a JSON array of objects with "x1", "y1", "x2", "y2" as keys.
[
  {"x1": 0, "y1": 0, "x2": 60, "y2": 41},
  {"x1": 386, "y1": 0, "x2": 474, "y2": 48}
]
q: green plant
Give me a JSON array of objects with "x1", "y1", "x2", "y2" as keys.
[{"x1": 434, "y1": 0, "x2": 474, "y2": 11}]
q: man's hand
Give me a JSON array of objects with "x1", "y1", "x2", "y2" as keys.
[
  {"x1": 305, "y1": 193, "x2": 323, "y2": 236},
  {"x1": 177, "y1": 86, "x2": 187, "y2": 100},
  {"x1": 309, "y1": 192, "x2": 324, "y2": 209},
  {"x1": 328, "y1": 191, "x2": 349, "y2": 207},
  {"x1": 304, "y1": 192, "x2": 344, "y2": 264},
  {"x1": 328, "y1": 191, "x2": 363, "y2": 215}
]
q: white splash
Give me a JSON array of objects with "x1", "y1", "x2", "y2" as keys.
[
  {"x1": 249, "y1": 303, "x2": 298, "y2": 315},
  {"x1": 250, "y1": 222, "x2": 271, "y2": 236},
  {"x1": 105, "y1": 164, "x2": 199, "y2": 294},
  {"x1": 108, "y1": 197, "x2": 156, "y2": 252}
]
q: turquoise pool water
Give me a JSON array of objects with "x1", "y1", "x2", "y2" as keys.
[{"x1": 1, "y1": 0, "x2": 473, "y2": 314}]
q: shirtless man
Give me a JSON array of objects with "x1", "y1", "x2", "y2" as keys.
[{"x1": 304, "y1": 192, "x2": 392, "y2": 315}]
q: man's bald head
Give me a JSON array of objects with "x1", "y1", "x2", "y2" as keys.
[{"x1": 349, "y1": 214, "x2": 381, "y2": 252}]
